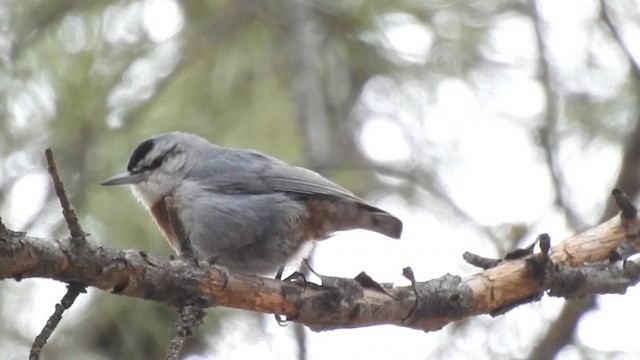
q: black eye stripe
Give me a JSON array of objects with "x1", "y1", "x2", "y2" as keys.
[{"x1": 147, "y1": 154, "x2": 166, "y2": 170}]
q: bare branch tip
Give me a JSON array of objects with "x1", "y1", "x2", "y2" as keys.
[
  {"x1": 166, "y1": 304, "x2": 206, "y2": 360},
  {"x1": 463, "y1": 251, "x2": 501, "y2": 269},
  {"x1": 44, "y1": 148, "x2": 86, "y2": 243},
  {"x1": 538, "y1": 233, "x2": 551, "y2": 255},
  {"x1": 612, "y1": 188, "x2": 637, "y2": 219},
  {"x1": 30, "y1": 281, "x2": 86, "y2": 359},
  {"x1": 44, "y1": 147, "x2": 53, "y2": 162},
  {"x1": 402, "y1": 266, "x2": 415, "y2": 283}
]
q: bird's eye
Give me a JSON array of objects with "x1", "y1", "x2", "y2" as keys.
[{"x1": 147, "y1": 155, "x2": 165, "y2": 170}]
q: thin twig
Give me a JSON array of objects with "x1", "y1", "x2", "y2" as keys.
[
  {"x1": 29, "y1": 282, "x2": 86, "y2": 360},
  {"x1": 165, "y1": 335, "x2": 184, "y2": 359},
  {"x1": 31, "y1": 149, "x2": 88, "y2": 359},
  {"x1": 166, "y1": 304, "x2": 206, "y2": 360},
  {"x1": 612, "y1": 189, "x2": 638, "y2": 219},
  {"x1": 599, "y1": 0, "x2": 640, "y2": 78},
  {"x1": 462, "y1": 252, "x2": 501, "y2": 270},
  {"x1": 44, "y1": 148, "x2": 86, "y2": 245}
]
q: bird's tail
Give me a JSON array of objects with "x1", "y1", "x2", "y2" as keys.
[
  {"x1": 364, "y1": 212, "x2": 402, "y2": 239},
  {"x1": 357, "y1": 209, "x2": 403, "y2": 239},
  {"x1": 332, "y1": 201, "x2": 403, "y2": 239}
]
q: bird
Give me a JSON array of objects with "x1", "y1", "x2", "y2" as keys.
[{"x1": 101, "y1": 132, "x2": 403, "y2": 275}]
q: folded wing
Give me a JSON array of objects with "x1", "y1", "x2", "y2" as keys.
[{"x1": 186, "y1": 148, "x2": 403, "y2": 238}]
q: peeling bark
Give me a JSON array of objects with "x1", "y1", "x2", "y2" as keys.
[{"x1": 1, "y1": 211, "x2": 639, "y2": 333}]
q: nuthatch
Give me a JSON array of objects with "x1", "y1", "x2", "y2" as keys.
[{"x1": 101, "y1": 132, "x2": 403, "y2": 275}]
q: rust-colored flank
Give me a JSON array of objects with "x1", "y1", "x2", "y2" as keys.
[{"x1": 150, "y1": 197, "x2": 181, "y2": 254}]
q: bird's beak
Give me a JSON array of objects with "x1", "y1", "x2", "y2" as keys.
[{"x1": 101, "y1": 172, "x2": 145, "y2": 186}]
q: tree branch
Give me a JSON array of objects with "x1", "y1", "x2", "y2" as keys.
[
  {"x1": 5, "y1": 151, "x2": 640, "y2": 358},
  {"x1": 1, "y1": 201, "x2": 639, "y2": 334}
]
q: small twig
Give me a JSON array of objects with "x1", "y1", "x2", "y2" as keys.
[
  {"x1": 465, "y1": 235, "x2": 547, "y2": 270},
  {"x1": 45, "y1": 148, "x2": 86, "y2": 245},
  {"x1": 29, "y1": 282, "x2": 86, "y2": 360},
  {"x1": 599, "y1": 0, "x2": 640, "y2": 78},
  {"x1": 33, "y1": 149, "x2": 88, "y2": 358},
  {"x1": 166, "y1": 304, "x2": 206, "y2": 360},
  {"x1": 166, "y1": 326, "x2": 185, "y2": 359},
  {"x1": 525, "y1": 234, "x2": 553, "y2": 283},
  {"x1": 612, "y1": 188, "x2": 637, "y2": 219},
  {"x1": 504, "y1": 238, "x2": 539, "y2": 260},
  {"x1": 462, "y1": 252, "x2": 501, "y2": 269},
  {"x1": 401, "y1": 266, "x2": 419, "y2": 323},
  {"x1": 610, "y1": 189, "x2": 640, "y2": 261},
  {"x1": 538, "y1": 233, "x2": 551, "y2": 262}
]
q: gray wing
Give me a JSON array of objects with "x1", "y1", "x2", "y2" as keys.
[
  {"x1": 186, "y1": 148, "x2": 403, "y2": 239},
  {"x1": 186, "y1": 148, "x2": 364, "y2": 203}
]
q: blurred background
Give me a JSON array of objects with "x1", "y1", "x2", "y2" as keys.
[{"x1": 2, "y1": 0, "x2": 640, "y2": 359}]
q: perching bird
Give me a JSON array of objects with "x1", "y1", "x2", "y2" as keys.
[{"x1": 101, "y1": 132, "x2": 402, "y2": 275}]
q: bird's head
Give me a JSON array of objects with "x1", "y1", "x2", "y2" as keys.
[{"x1": 101, "y1": 132, "x2": 210, "y2": 207}]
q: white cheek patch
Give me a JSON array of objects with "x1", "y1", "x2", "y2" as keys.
[
  {"x1": 131, "y1": 183, "x2": 163, "y2": 208},
  {"x1": 130, "y1": 174, "x2": 179, "y2": 209}
]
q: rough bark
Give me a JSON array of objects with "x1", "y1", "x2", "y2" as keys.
[{"x1": 1, "y1": 210, "x2": 639, "y2": 333}]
